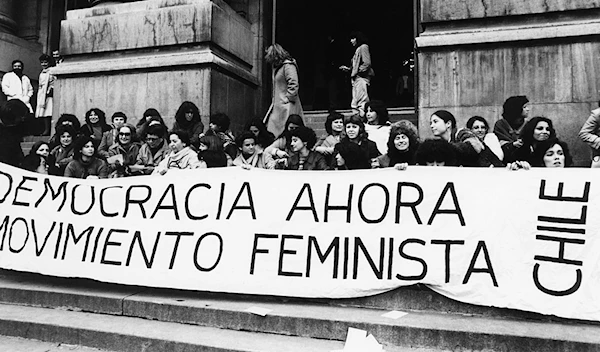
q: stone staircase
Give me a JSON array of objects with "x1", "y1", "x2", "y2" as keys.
[
  {"x1": 21, "y1": 135, "x2": 51, "y2": 155},
  {"x1": 304, "y1": 108, "x2": 418, "y2": 138},
  {"x1": 0, "y1": 269, "x2": 599, "y2": 351}
]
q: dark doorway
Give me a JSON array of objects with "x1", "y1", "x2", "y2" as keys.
[{"x1": 275, "y1": 0, "x2": 415, "y2": 111}]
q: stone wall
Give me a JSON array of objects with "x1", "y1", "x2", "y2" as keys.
[{"x1": 416, "y1": 0, "x2": 600, "y2": 166}]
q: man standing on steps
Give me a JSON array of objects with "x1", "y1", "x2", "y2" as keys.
[{"x1": 2, "y1": 59, "x2": 34, "y2": 114}]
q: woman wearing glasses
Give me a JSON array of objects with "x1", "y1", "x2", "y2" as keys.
[
  {"x1": 132, "y1": 124, "x2": 171, "y2": 175},
  {"x1": 107, "y1": 124, "x2": 140, "y2": 177},
  {"x1": 153, "y1": 130, "x2": 206, "y2": 175}
]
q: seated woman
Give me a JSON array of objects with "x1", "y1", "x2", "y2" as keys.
[
  {"x1": 512, "y1": 116, "x2": 556, "y2": 164},
  {"x1": 64, "y1": 136, "x2": 109, "y2": 179},
  {"x1": 136, "y1": 108, "x2": 166, "y2": 138},
  {"x1": 49, "y1": 113, "x2": 80, "y2": 149},
  {"x1": 153, "y1": 130, "x2": 206, "y2": 175},
  {"x1": 330, "y1": 115, "x2": 379, "y2": 170},
  {"x1": 233, "y1": 131, "x2": 274, "y2": 169},
  {"x1": 134, "y1": 124, "x2": 171, "y2": 175},
  {"x1": 265, "y1": 114, "x2": 305, "y2": 166},
  {"x1": 530, "y1": 138, "x2": 572, "y2": 168},
  {"x1": 208, "y1": 113, "x2": 238, "y2": 160},
  {"x1": 374, "y1": 120, "x2": 420, "y2": 169},
  {"x1": 466, "y1": 115, "x2": 504, "y2": 161},
  {"x1": 20, "y1": 154, "x2": 48, "y2": 174},
  {"x1": 314, "y1": 111, "x2": 344, "y2": 164},
  {"x1": 50, "y1": 125, "x2": 76, "y2": 176},
  {"x1": 198, "y1": 132, "x2": 230, "y2": 168},
  {"x1": 28, "y1": 140, "x2": 57, "y2": 175},
  {"x1": 430, "y1": 110, "x2": 481, "y2": 166},
  {"x1": 80, "y1": 108, "x2": 111, "y2": 141},
  {"x1": 172, "y1": 101, "x2": 204, "y2": 148},
  {"x1": 244, "y1": 117, "x2": 275, "y2": 151},
  {"x1": 98, "y1": 112, "x2": 127, "y2": 158},
  {"x1": 285, "y1": 126, "x2": 328, "y2": 170},
  {"x1": 107, "y1": 124, "x2": 141, "y2": 177},
  {"x1": 415, "y1": 138, "x2": 457, "y2": 166},
  {"x1": 364, "y1": 100, "x2": 391, "y2": 155}
]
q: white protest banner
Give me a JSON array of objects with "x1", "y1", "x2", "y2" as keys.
[{"x1": 0, "y1": 164, "x2": 597, "y2": 322}]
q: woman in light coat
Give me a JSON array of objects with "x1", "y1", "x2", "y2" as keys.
[
  {"x1": 35, "y1": 54, "x2": 55, "y2": 135},
  {"x1": 264, "y1": 44, "x2": 303, "y2": 138}
]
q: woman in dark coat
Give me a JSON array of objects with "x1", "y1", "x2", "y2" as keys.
[
  {"x1": 374, "y1": 120, "x2": 420, "y2": 169},
  {"x1": 64, "y1": 136, "x2": 109, "y2": 179},
  {"x1": 172, "y1": 101, "x2": 204, "y2": 148},
  {"x1": 80, "y1": 108, "x2": 111, "y2": 141},
  {"x1": 331, "y1": 114, "x2": 379, "y2": 170}
]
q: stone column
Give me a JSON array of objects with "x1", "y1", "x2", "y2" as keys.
[{"x1": 0, "y1": 0, "x2": 17, "y2": 35}]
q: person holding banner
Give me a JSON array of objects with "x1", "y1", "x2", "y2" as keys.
[
  {"x1": 415, "y1": 138, "x2": 458, "y2": 166},
  {"x1": 430, "y1": 110, "x2": 480, "y2": 166},
  {"x1": 64, "y1": 136, "x2": 109, "y2": 179},
  {"x1": 285, "y1": 126, "x2": 328, "y2": 170},
  {"x1": 153, "y1": 130, "x2": 206, "y2": 175},
  {"x1": 513, "y1": 116, "x2": 556, "y2": 164},
  {"x1": 264, "y1": 44, "x2": 303, "y2": 138},
  {"x1": 373, "y1": 120, "x2": 420, "y2": 169},
  {"x1": 331, "y1": 114, "x2": 379, "y2": 170}
]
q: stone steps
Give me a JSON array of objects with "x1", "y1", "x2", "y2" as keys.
[
  {"x1": 1, "y1": 269, "x2": 599, "y2": 351},
  {"x1": 304, "y1": 108, "x2": 418, "y2": 137},
  {"x1": 20, "y1": 135, "x2": 50, "y2": 156}
]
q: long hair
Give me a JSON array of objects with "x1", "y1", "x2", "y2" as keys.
[
  {"x1": 278, "y1": 114, "x2": 305, "y2": 150},
  {"x1": 84, "y1": 108, "x2": 109, "y2": 129},
  {"x1": 174, "y1": 101, "x2": 201, "y2": 128},
  {"x1": 387, "y1": 120, "x2": 420, "y2": 165},
  {"x1": 244, "y1": 117, "x2": 274, "y2": 148},
  {"x1": 502, "y1": 95, "x2": 529, "y2": 128},
  {"x1": 349, "y1": 31, "x2": 368, "y2": 46},
  {"x1": 519, "y1": 116, "x2": 556, "y2": 147},
  {"x1": 265, "y1": 44, "x2": 293, "y2": 67},
  {"x1": 72, "y1": 136, "x2": 99, "y2": 161},
  {"x1": 29, "y1": 141, "x2": 49, "y2": 156},
  {"x1": 342, "y1": 114, "x2": 368, "y2": 143},
  {"x1": 198, "y1": 133, "x2": 227, "y2": 167},
  {"x1": 365, "y1": 101, "x2": 389, "y2": 125},
  {"x1": 531, "y1": 138, "x2": 572, "y2": 167}
]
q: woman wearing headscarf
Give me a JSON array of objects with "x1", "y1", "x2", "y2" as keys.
[{"x1": 264, "y1": 44, "x2": 303, "y2": 138}]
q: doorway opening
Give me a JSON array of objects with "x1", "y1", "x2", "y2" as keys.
[{"x1": 274, "y1": 0, "x2": 416, "y2": 112}]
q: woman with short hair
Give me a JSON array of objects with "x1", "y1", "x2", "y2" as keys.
[{"x1": 153, "y1": 130, "x2": 206, "y2": 175}]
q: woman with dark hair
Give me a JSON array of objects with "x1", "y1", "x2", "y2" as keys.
[
  {"x1": 173, "y1": 101, "x2": 204, "y2": 148},
  {"x1": 153, "y1": 130, "x2": 206, "y2": 175},
  {"x1": 49, "y1": 113, "x2": 81, "y2": 149},
  {"x1": 233, "y1": 131, "x2": 274, "y2": 169},
  {"x1": 364, "y1": 100, "x2": 391, "y2": 154},
  {"x1": 80, "y1": 108, "x2": 111, "y2": 141},
  {"x1": 98, "y1": 111, "x2": 127, "y2": 158},
  {"x1": 35, "y1": 54, "x2": 55, "y2": 135},
  {"x1": 374, "y1": 120, "x2": 420, "y2": 169},
  {"x1": 50, "y1": 125, "x2": 76, "y2": 175},
  {"x1": 494, "y1": 96, "x2": 530, "y2": 159},
  {"x1": 530, "y1": 138, "x2": 572, "y2": 168},
  {"x1": 285, "y1": 126, "x2": 328, "y2": 170},
  {"x1": 339, "y1": 31, "x2": 374, "y2": 117},
  {"x1": 0, "y1": 99, "x2": 27, "y2": 167},
  {"x1": 28, "y1": 140, "x2": 57, "y2": 175},
  {"x1": 208, "y1": 112, "x2": 237, "y2": 159},
  {"x1": 265, "y1": 114, "x2": 305, "y2": 164},
  {"x1": 133, "y1": 123, "x2": 170, "y2": 175},
  {"x1": 331, "y1": 114, "x2": 379, "y2": 170},
  {"x1": 315, "y1": 111, "x2": 344, "y2": 163},
  {"x1": 64, "y1": 136, "x2": 109, "y2": 179},
  {"x1": 430, "y1": 110, "x2": 480, "y2": 166},
  {"x1": 415, "y1": 138, "x2": 458, "y2": 166},
  {"x1": 21, "y1": 154, "x2": 48, "y2": 174},
  {"x1": 244, "y1": 117, "x2": 275, "y2": 150},
  {"x1": 512, "y1": 116, "x2": 556, "y2": 164},
  {"x1": 466, "y1": 115, "x2": 503, "y2": 161},
  {"x1": 264, "y1": 43, "x2": 303, "y2": 137},
  {"x1": 136, "y1": 108, "x2": 165, "y2": 138},
  {"x1": 107, "y1": 124, "x2": 140, "y2": 177},
  {"x1": 198, "y1": 132, "x2": 229, "y2": 168},
  {"x1": 331, "y1": 140, "x2": 370, "y2": 170}
]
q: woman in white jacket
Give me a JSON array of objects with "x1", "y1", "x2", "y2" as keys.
[{"x1": 153, "y1": 130, "x2": 206, "y2": 175}]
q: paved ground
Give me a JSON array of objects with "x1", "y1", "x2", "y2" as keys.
[{"x1": 0, "y1": 335, "x2": 115, "y2": 352}]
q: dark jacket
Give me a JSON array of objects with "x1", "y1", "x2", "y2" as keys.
[
  {"x1": 64, "y1": 157, "x2": 109, "y2": 179},
  {"x1": 286, "y1": 151, "x2": 328, "y2": 170}
]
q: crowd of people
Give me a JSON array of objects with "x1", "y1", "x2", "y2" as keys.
[{"x1": 0, "y1": 92, "x2": 591, "y2": 181}]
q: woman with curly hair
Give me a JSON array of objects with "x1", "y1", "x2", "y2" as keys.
[
  {"x1": 153, "y1": 130, "x2": 206, "y2": 175},
  {"x1": 64, "y1": 136, "x2": 109, "y2": 179},
  {"x1": 50, "y1": 125, "x2": 76, "y2": 175},
  {"x1": 264, "y1": 44, "x2": 303, "y2": 137},
  {"x1": 512, "y1": 116, "x2": 556, "y2": 164},
  {"x1": 265, "y1": 114, "x2": 305, "y2": 165},
  {"x1": 136, "y1": 108, "x2": 166, "y2": 139},
  {"x1": 172, "y1": 101, "x2": 204, "y2": 148},
  {"x1": 285, "y1": 126, "x2": 328, "y2": 170},
  {"x1": 530, "y1": 138, "x2": 572, "y2": 168},
  {"x1": 80, "y1": 108, "x2": 111, "y2": 141},
  {"x1": 374, "y1": 120, "x2": 420, "y2": 169}
]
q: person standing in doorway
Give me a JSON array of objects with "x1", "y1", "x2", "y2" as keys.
[
  {"x1": 264, "y1": 44, "x2": 303, "y2": 138},
  {"x1": 35, "y1": 54, "x2": 56, "y2": 136},
  {"x1": 52, "y1": 50, "x2": 64, "y2": 65},
  {"x1": 2, "y1": 60, "x2": 34, "y2": 114},
  {"x1": 340, "y1": 31, "x2": 374, "y2": 118}
]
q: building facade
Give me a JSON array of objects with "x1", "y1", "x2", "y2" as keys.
[{"x1": 1, "y1": 0, "x2": 599, "y2": 165}]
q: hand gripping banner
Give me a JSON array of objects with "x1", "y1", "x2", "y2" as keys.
[{"x1": 0, "y1": 164, "x2": 597, "y2": 321}]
